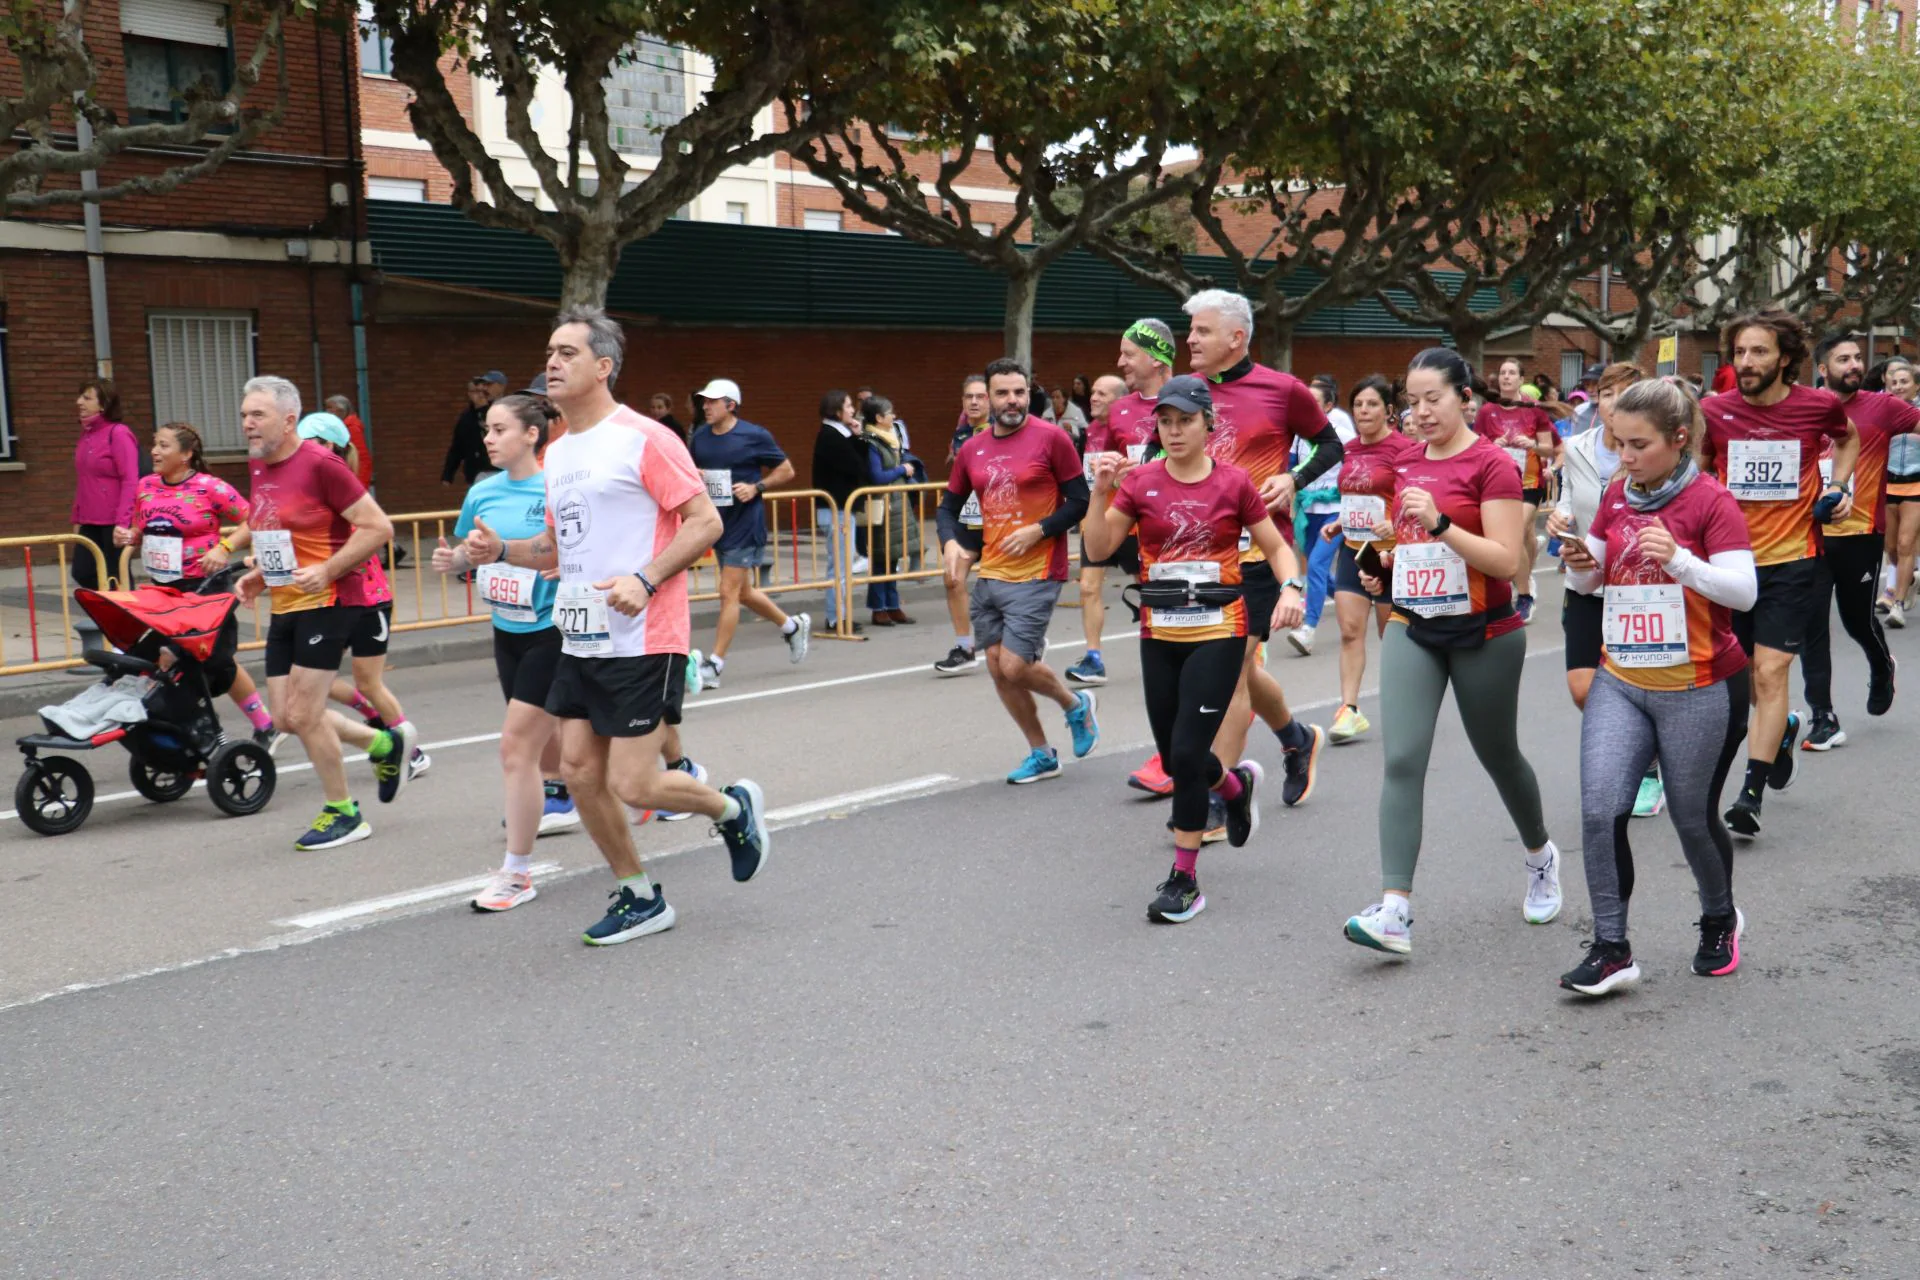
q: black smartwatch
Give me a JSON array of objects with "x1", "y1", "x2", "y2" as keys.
[{"x1": 1429, "y1": 513, "x2": 1453, "y2": 536}]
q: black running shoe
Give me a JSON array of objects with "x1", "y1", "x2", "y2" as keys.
[
  {"x1": 1868, "y1": 656, "x2": 1896, "y2": 717},
  {"x1": 715, "y1": 780, "x2": 768, "y2": 882},
  {"x1": 1766, "y1": 713, "x2": 1799, "y2": 791},
  {"x1": 1147, "y1": 868, "x2": 1205, "y2": 923},
  {"x1": 1223, "y1": 760, "x2": 1262, "y2": 848},
  {"x1": 1693, "y1": 907, "x2": 1745, "y2": 976},
  {"x1": 372, "y1": 720, "x2": 419, "y2": 804},
  {"x1": 252, "y1": 724, "x2": 279, "y2": 752},
  {"x1": 1724, "y1": 792, "x2": 1762, "y2": 837},
  {"x1": 1559, "y1": 939, "x2": 1640, "y2": 996},
  {"x1": 1802, "y1": 711, "x2": 1846, "y2": 751},
  {"x1": 1280, "y1": 723, "x2": 1325, "y2": 807},
  {"x1": 932, "y1": 644, "x2": 982, "y2": 677}
]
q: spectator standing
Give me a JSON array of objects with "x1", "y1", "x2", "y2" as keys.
[
  {"x1": 861, "y1": 394, "x2": 919, "y2": 626},
  {"x1": 72, "y1": 377, "x2": 140, "y2": 606},
  {"x1": 325, "y1": 395, "x2": 375, "y2": 488},
  {"x1": 650, "y1": 392, "x2": 688, "y2": 444},
  {"x1": 442, "y1": 374, "x2": 503, "y2": 486},
  {"x1": 812, "y1": 389, "x2": 869, "y2": 634},
  {"x1": 1050, "y1": 386, "x2": 1090, "y2": 448},
  {"x1": 1310, "y1": 375, "x2": 1357, "y2": 442}
]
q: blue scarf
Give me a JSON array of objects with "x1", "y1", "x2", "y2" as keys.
[{"x1": 1623, "y1": 456, "x2": 1698, "y2": 513}]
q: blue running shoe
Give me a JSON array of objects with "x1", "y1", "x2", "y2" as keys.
[
  {"x1": 538, "y1": 780, "x2": 580, "y2": 835},
  {"x1": 1066, "y1": 689, "x2": 1100, "y2": 758},
  {"x1": 1007, "y1": 747, "x2": 1062, "y2": 785},
  {"x1": 296, "y1": 804, "x2": 370, "y2": 851},
  {"x1": 1065, "y1": 652, "x2": 1108, "y2": 685},
  {"x1": 714, "y1": 780, "x2": 768, "y2": 882},
  {"x1": 583, "y1": 884, "x2": 676, "y2": 946},
  {"x1": 657, "y1": 757, "x2": 710, "y2": 823}
]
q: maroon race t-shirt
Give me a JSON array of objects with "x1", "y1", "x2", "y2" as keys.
[
  {"x1": 947, "y1": 416, "x2": 1083, "y2": 582},
  {"x1": 1389, "y1": 435, "x2": 1525, "y2": 638},
  {"x1": 1825, "y1": 389, "x2": 1920, "y2": 537},
  {"x1": 1087, "y1": 390, "x2": 1160, "y2": 458},
  {"x1": 1589, "y1": 473, "x2": 1752, "y2": 691},
  {"x1": 1113, "y1": 458, "x2": 1268, "y2": 642},
  {"x1": 247, "y1": 440, "x2": 369, "y2": 614},
  {"x1": 1473, "y1": 401, "x2": 1557, "y2": 490},
  {"x1": 1702, "y1": 383, "x2": 1849, "y2": 565},
  {"x1": 1337, "y1": 431, "x2": 1421, "y2": 549}
]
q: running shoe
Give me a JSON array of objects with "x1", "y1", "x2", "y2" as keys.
[
  {"x1": 1515, "y1": 593, "x2": 1536, "y2": 625},
  {"x1": 1065, "y1": 652, "x2": 1108, "y2": 685},
  {"x1": 408, "y1": 747, "x2": 432, "y2": 779},
  {"x1": 1285, "y1": 624, "x2": 1315, "y2": 655},
  {"x1": 252, "y1": 724, "x2": 281, "y2": 753},
  {"x1": 583, "y1": 883, "x2": 676, "y2": 946},
  {"x1": 1343, "y1": 899, "x2": 1411, "y2": 955},
  {"x1": 295, "y1": 805, "x2": 370, "y2": 851},
  {"x1": 1632, "y1": 771, "x2": 1666, "y2": 817},
  {"x1": 698, "y1": 656, "x2": 723, "y2": 691},
  {"x1": 1007, "y1": 747, "x2": 1062, "y2": 785},
  {"x1": 785, "y1": 612, "x2": 812, "y2": 664},
  {"x1": 1147, "y1": 868, "x2": 1206, "y2": 923},
  {"x1": 372, "y1": 720, "x2": 419, "y2": 804},
  {"x1": 1883, "y1": 598, "x2": 1906, "y2": 629},
  {"x1": 1065, "y1": 690, "x2": 1100, "y2": 758},
  {"x1": 1693, "y1": 906, "x2": 1746, "y2": 976},
  {"x1": 538, "y1": 784, "x2": 581, "y2": 835},
  {"x1": 1164, "y1": 802, "x2": 1228, "y2": 843},
  {"x1": 715, "y1": 780, "x2": 769, "y2": 882},
  {"x1": 1868, "y1": 654, "x2": 1896, "y2": 717},
  {"x1": 1559, "y1": 939, "x2": 1640, "y2": 996},
  {"x1": 1725, "y1": 792, "x2": 1763, "y2": 838},
  {"x1": 1223, "y1": 760, "x2": 1262, "y2": 848},
  {"x1": 685, "y1": 650, "x2": 704, "y2": 696},
  {"x1": 1767, "y1": 713, "x2": 1801, "y2": 790},
  {"x1": 656, "y1": 757, "x2": 710, "y2": 822},
  {"x1": 933, "y1": 644, "x2": 982, "y2": 676},
  {"x1": 1328, "y1": 705, "x2": 1370, "y2": 744},
  {"x1": 1523, "y1": 841, "x2": 1562, "y2": 925},
  {"x1": 1280, "y1": 722, "x2": 1325, "y2": 806},
  {"x1": 628, "y1": 804, "x2": 656, "y2": 825},
  {"x1": 1802, "y1": 711, "x2": 1846, "y2": 751},
  {"x1": 473, "y1": 870, "x2": 536, "y2": 912},
  {"x1": 1128, "y1": 753, "x2": 1175, "y2": 796}
]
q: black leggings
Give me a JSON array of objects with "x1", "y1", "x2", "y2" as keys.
[
  {"x1": 1802, "y1": 533, "x2": 1893, "y2": 713},
  {"x1": 1140, "y1": 635, "x2": 1245, "y2": 831}
]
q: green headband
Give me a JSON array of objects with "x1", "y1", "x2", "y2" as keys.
[{"x1": 1123, "y1": 320, "x2": 1176, "y2": 368}]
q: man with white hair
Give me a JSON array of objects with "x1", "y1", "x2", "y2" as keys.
[
  {"x1": 229, "y1": 375, "x2": 416, "y2": 850},
  {"x1": 1125, "y1": 289, "x2": 1345, "y2": 808}
]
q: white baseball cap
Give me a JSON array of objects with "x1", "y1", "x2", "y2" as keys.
[{"x1": 697, "y1": 378, "x2": 742, "y2": 405}]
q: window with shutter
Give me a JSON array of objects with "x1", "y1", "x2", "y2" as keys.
[{"x1": 147, "y1": 312, "x2": 257, "y2": 456}]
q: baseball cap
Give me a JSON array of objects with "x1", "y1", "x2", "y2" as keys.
[
  {"x1": 479, "y1": 370, "x2": 508, "y2": 386},
  {"x1": 697, "y1": 378, "x2": 742, "y2": 405},
  {"x1": 1581, "y1": 362, "x2": 1605, "y2": 382},
  {"x1": 1154, "y1": 374, "x2": 1212, "y2": 415},
  {"x1": 296, "y1": 412, "x2": 351, "y2": 449},
  {"x1": 518, "y1": 372, "x2": 549, "y2": 397}
]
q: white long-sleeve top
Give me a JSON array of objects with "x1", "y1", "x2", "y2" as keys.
[{"x1": 1567, "y1": 535, "x2": 1758, "y2": 612}]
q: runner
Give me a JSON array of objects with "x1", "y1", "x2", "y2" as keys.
[
  {"x1": 1700, "y1": 310, "x2": 1859, "y2": 837},
  {"x1": 933, "y1": 375, "x2": 992, "y2": 675},
  {"x1": 111, "y1": 420, "x2": 277, "y2": 746},
  {"x1": 688, "y1": 377, "x2": 811, "y2": 688},
  {"x1": 1878, "y1": 357, "x2": 1920, "y2": 625},
  {"x1": 1342, "y1": 347, "x2": 1559, "y2": 957},
  {"x1": 1283, "y1": 375, "x2": 1359, "y2": 657},
  {"x1": 935, "y1": 357, "x2": 1099, "y2": 781},
  {"x1": 461, "y1": 306, "x2": 769, "y2": 944},
  {"x1": 1473, "y1": 357, "x2": 1559, "y2": 623},
  {"x1": 1556, "y1": 377, "x2": 1756, "y2": 995},
  {"x1": 1323, "y1": 375, "x2": 1420, "y2": 744},
  {"x1": 1797, "y1": 333, "x2": 1913, "y2": 746},
  {"x1": 1133, "y1": 289, "x2": 1338, "y2": 809},
  {"x1": 1069, "y1": 319, "x2": 1175, "y2": 689},
  {"x1": 431, "y1": 392, "x2": 567, "y2": 910},
  {"x1": 1084, "y1": 375, "x2": 1305, "y2": 922},
  {"x1": 227, "y1": 377, "x2": 417, "y2": 850}
]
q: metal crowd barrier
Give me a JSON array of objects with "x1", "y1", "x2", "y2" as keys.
[
  {"x1": 837, "y1": 483, "x2": 945, "y2": 637},
  {"x1": 0, "y1": 534, "x2": 114, "y2": 676}
]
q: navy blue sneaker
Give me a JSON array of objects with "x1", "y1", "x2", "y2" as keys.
[
  {"x1": 1065, "y1": 652, "x2": 1108, "y2": 685},
  {"x1": 1767, "y1": 712, "x2": 1800, "y2": 791},
  {"x1": 715, "y1": 780, "x2": 769, "y2": 882},
  {"x1": 295, "y1": 804, "x2": 370, "y2": 851},
  {"x1": 372, "y1": 720, "x2": 419, "y2": 804},
  {"x1": 583, "y1": 884, "x2": 676, "y2": 946}
]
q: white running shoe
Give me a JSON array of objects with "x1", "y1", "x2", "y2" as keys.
[
  {"x1": 1524, "y1": 841, "x2": 1562, "y2": 924},
  {"x1": 1885, "y1": 599, "x2": 1907, "y2": 630},
  {"x1": 785, "y1": 612, "x2": 812, "y2": 663},
  {"x1": 1343, "y1": 899, "x2": 1412, "y2": 955},
  {"x1": 473, "y1": 870, "x2": 537, "y2": 912},
  {"x1": 698, "y1": 656, "x2": 722, "y2": 690},
  {"x1": 1285, "y1": 624, "x2": 1315, "y2": 655}
]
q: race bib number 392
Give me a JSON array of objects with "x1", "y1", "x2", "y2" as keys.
[{"x1": 1725, "y1": 439, "x2": 1799, "y2": 502}]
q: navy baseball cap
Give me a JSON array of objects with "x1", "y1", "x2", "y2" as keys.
[
  {"x1": 480, "y1": 370, "x2": 509, "y2": 386},
  {"x1": 1154, "y1": 374, "x2": 1212, "y2": 414}
]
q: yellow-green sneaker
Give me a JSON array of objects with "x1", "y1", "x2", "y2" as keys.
[{"x1": 1329, "y1": 704, "x2": 1371, "y2": 744}]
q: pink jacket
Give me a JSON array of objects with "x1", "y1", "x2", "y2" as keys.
[{"x1": 72, "y1": 414, "x2": 140, "y2": 525}]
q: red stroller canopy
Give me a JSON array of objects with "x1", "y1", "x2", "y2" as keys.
[{"x1": 75, "y1": 586, "x2": 238, "y2": 663}]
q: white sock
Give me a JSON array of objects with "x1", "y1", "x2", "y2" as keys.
[
  {"x1": 503, "y1": 852, "x2": 533, "y2": 875},
  {"x1": 709, "y1": 655, "x2": 725, "y2": 672},
  {"x1": 718, "y1": 794, "x2": 743, "y2": 824},
  {"x1": 1884, "y1": 564, "x2": 1898, "y2": 594},
  {"x1": 781, "y1": 617, "x2": 797, "y2": 635},
  {"x1": 618, "y1": 871, "x2": 654, "y2": 899},
  {"x1": 1525, "y1": 841, "x2": 1556, "y2": 868}
]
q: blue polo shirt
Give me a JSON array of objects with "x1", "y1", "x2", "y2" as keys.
[{"x1": 690, "y1": 418, "x2": 787, "y2": 553}]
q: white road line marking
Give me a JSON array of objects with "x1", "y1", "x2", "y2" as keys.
[
  {"x1": 274, "y1": 863, "x2": 565, "y2": 929},
  {"x1": 764, "y1": 773, "x2": 955, "y2": 822}
]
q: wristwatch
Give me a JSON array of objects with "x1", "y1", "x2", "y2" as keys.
[
  {"x1": 1280, "y1": 576, "x2": 1306, "y2": 593},
  {"x1": 1429, "y1": 513, "x2": 1453, "y2": 536}
]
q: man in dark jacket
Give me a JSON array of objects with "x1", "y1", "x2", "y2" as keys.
[{"x1": 441, "y1": 371, "x2": 506, "y2": 485}]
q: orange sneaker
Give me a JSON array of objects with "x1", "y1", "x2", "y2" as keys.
[{"x1": 1127, "y1": 753, "x2": 1174, "y2": 796}]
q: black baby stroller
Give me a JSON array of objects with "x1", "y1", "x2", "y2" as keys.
[{"x1": 13, "y1": 572, "x2": 276, "y2": 835}]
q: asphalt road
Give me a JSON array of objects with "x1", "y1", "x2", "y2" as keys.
[{"x1": 4, "y1": 573, "x2": 1918, "y2": 1278}]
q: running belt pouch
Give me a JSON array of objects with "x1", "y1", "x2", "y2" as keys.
[
  {"x1": 1121, "y1": 580, "x2": 1243, "y2": 623},
  {"x1": 1395, "y1": 601, "x2": 1515, "y2": 652}
]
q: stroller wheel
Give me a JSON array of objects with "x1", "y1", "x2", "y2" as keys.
[
  {"x1": 207, "y1": 739, "x2": 275, "y2": 817},
  {"x1": 129, "y1": 756, "x2": 195, "y2": 804},
  {"x1": 14, "y1": 757, "x2": 94, "y2": 836}
]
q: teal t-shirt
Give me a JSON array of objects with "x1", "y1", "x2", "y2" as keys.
[{"x1": 455, "y1": 470, "x2": 555, "y2": 633}]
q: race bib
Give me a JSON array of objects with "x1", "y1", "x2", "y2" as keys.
[
  {"x1": 254, "y1": 529, "x2": 297, "y2": 588},
  {"x1": 141, "y1": 535, "x2": 184, "y2": 582},
  {"x1": 1604, "y1": 583, "x2": 1689, "y2": 668},
  {"x1": 1237, "y1": 529, "x2": 1254, "y2": 554},
  {"x1": 702, "y1": 469, "x2": 734, "y2": 508},
  {"x1": 1505, "y1": 445, "x2": 1530, "y2": 473},
  {"x1": 1725, "y1": 439, "x2": 1799, "y2": 502},
  {"x1": 1083, "y1": 453, "x2": 1100, "y2": 486},
  {"x1": 1818, "y1": 455, "x2": 1834, "y2": 489},
  {"x1": 1147, "y1": 559, "x2": 1223, "y2": 629},
  {"x1": 476, "y1": 562, "x2": 540, "y2": 624},
  {"x1": 1340, "y1": 494, "x2": 1388, "y2": 542},
  {"x1": 960, "y1": 492, "x2": 983, "y2": 529},
  {"x1": 1393, "y1": 540, "x2": 1471, "y2": 617},
  {"x1": 555, "y1": 582, "x2": 614, "y2": 657}
]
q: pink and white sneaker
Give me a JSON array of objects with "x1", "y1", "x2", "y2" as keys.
[{"x1": 473, "y1": 870, "x2": 536, "y2": 912}]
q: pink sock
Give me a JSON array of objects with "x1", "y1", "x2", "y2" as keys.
[
  {"x1": 1174, "y1": 844, "x2": 1199, "y2": 875},
  {"x1": 1212, "y1": 766, "x2": 1243, "y2": 802},
  {"x1": 348, "y1": 691, "x2": 378, "y2": 721},
  {"x1": 238, "y1": 693, "x2": 272, "y2": 731}
]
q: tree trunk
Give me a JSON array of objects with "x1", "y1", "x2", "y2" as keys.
[
  {"x1": 1003, "y1": 269, "x2": 1039, "y2": 369},
  {"x1": 1451, "y1": 325, "x2": 1488, "y2": 375},
  {"x1": 1259, "y1": 319, "x2": 1295, "y2": 373},
  {"x1": 558, "y1": 222, "x2": 622, "y2": 309}
]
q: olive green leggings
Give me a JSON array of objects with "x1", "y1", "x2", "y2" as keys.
[{"x1": 1379, "y1": 623, "x2": 1549, "y2": 892}]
